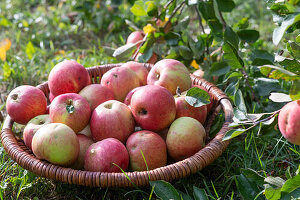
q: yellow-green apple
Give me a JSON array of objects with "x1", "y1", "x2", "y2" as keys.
[
  {"x1": 121, "y1": 61, "x2": 148, "y2": 85},
  {"x1": 84, "y1": 138, "x2": 129, "y2": 172},
  {"x1": 126, "y1": 130, "x2": 167, "y2": 171},
  {"x1": 79, "y1": 84, "x2": 115, "y2": 111},
  {"x1": 278, "y1": 100, "x2": 300, "y2": 145},
  {"x1": 124, "y1": 86, "x2": 142, "y2": 106},
  {"x1": 130, "y1": 85, "x2": 176, "y2": 131},
  {"x1": 48, "y1": 60, "x2": 91, "y2": 96},
  {"x1": 166, "y1": 117, "x2": 206, "y2": 161},
  {"x1": 78, "y1": 124, "x2": 92, "y2": 138},
  {"x1": 90, "y1": 100, "x2": 135, "y2": 143},
  {"x1": 23, "y1": 114, "x2": 51, "y2": 151},
  {"x1": 134, "y1": 52, "x2": 158, "y2": 64},
  {"x1": 6, "y1": 85, "x2": 47, "y2": 124},
  {"x1": 126, "y1": 31, "x2": 145, "y2": 48},
  {"x1": 32, "y1": 123, "x2": 80, "y2": 166},
  {"x1": 71, "y1": 134, "x2": 94, "y2": 170},
  {"x1": 147, "y1": 59, "x2": 191, "y2": 95},
  {"x1": 50, "y1": 93, "x2": 91, "y2": 133},
  {"x1": 175, "y1": 96, "x2": 207, "y2": 125},
  {"x1": 101, "y1": 67, "x2": 140, "y2": 102}
]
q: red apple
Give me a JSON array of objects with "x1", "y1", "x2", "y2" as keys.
[
  {"x1": 84, "y1": 138, "x2": 129, "y2": 172},
  {"x1": 147, "y1": 59, "x2": 192, "y2": 95},
  {"x1": 126, "y1": 31, "x2": 145, "y2": 48},
  {"x1": 101, "y1": 67, "x2": 140, "y2": 102},
  {"x1": 49, "y1": 92, "x2": 55, "y2": 102},
  {"x1": 79, "y1": 84, "x2": 115, "y2": 111},
  {"x1": 121, "y1": 61, "x2": 148, "y2": 85},
  {"x1": 71, "y1": 134, "x2": 94, "y2": 170},
  {"x1": 48, "y1": 60, "x2": 91, "y2": 96},
  {"x1": 6, "y1": 85, "x2": 47, "y2": 124},
  {"x1": 130, "y1": 85, "x2": 176, "y2": 131},
  {"x1": 126, "y1": 130, "x2": 167, "y2": 171},
  {"x1": 124, "y1": 86, "x2": 142, "y2": 106},
  {"x1": 50, "y1": 93, "x2": 91, "y2": 133},
  {"x1": 175, "y1": 96, "x2": 207, "y2": 125},
  {"x1": 193, "y1": 69, "x2": 204, "y2": 78},
  {"x1": 23, "y1": 114, "x2": 51, "y2": 151},
  {"x1": 166, "y1": 117, "x2": 206, "y2": 161},
  {"x1": 32, "y1": 123, "x2": 80, "y2": 166},
  {"x1": 78, "y1": 124, "x2": 92, "y2": 138},
  {"x1": 278, "y1": 100, "x2": 300, "y2": 145},
  {"x1": 90, "y1": 100, "x2": 135, "y2": 143}
]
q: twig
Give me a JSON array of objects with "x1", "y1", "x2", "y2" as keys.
[
  {"x1": 131, "y1": 33, "x2": 149, "y2": 61},
  {"x1": 253, "y1": 110, "x2": 280, "y2": 126},
  {"x1": 163, "y1": 1, "x2": 186, "y2": 30},
  {"x1": 218, "y1": 9, "x2": 226, "y2": 29},
  {"x1": 194, "y1": 5, "x2": 205, "y2": 34}
]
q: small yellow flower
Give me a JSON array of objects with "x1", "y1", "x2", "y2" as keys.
[
  {"x1": 0, "y1": 38, "x2": 11, "y2": 61},
  {"x1": 143, "y1": 24, "x2": 156, "y2": 34},
  {"x1": 157, "y1": 17, "x2": 169, "y2": 27},
  {"x1": 191, "y1": 60, "x2": 200, "y2": 69}
]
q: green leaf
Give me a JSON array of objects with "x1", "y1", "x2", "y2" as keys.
[
  {"x1": 138, "y1": 48, "x2": 153, "y2": 63},
  {"x1": 296, "y1": 34, "x2": 300, "y2": 43},
  {"x1": 102, "y1": 46, "x2": 116, "y2": 57},
  {"x1": 223, "y1": 71, "x2": 243, "y2": 82},
  {"x1": 234, "y1": 89, "x2": 247, "y2": 113},
  {"x1": 281, "y1": 187, "x2": 300, "y2": 200},
  {"x1": 179, "y1": 46, "x2": 193, "y2": 60},
  {"x1": 290, "y1": 80, "x2": 300, "y2": 100},
  {"x1": 279, "y1": 58, "x2": 300, "y2": 75},
  {"x1": 269, "y1": 93, "x2": 292, "y2": 103},
  {"x1": 264, "y1": 185, "x2": 282, "y2": 200},
  {"x1": 3, "y1": 62, "x2": 12, "y2": 81},
  {"x1": 26, "y1": 41, "x2": 35, "y2": 60},
  {"x1": 253, "y1": 78, "x2": 282, "y2": 97},
  {"x1": 149, "y1": 180, "x2": 181, "y2": 200},
  {"x1": 237, "y1": 30, "x2": 259, "y2": 43},
  {"x1": 223, "y1": 128, "x2": 246, "y2": 141},
  {"x1": 66, "y1": 104, "x2": 75, "y2": 114},
  {"x1": 287, "y1": 41, "x2": 300, "y2": 59},
  {"x1": 236, "y1": 174, "x2": 262, "y2": 200},
  {"x1": 240, "y1": 168, "x2": 265, "y2": 186},
  {"x1": 125, "y1": 19, "x2": 140, "y2": 31},
  {"x1": 198, "y1": 1, "x2": 216, "y2": 20},
  {"x1": 281, "y1": 173, "x2": 300, "y2": 194},
  {"x1": 189, "y1": 38, "x2": 205, "y2": 59},
  {"x1": 225, "y1": 81, "x2": 239, "y2": 99},
  {"x1": 224, "y1": 26, "x2": 239, "y2": 51},
  {"x1": 185, "y1": 87, "x2": 211, "y2": 107},
  {"x1": 233, "y1": 108, "x2": 248, "y2": 121},
  {"x1": 259, "y1": 65, "x2": 300, "y2": 81},
  {"x1": 130, "y1": 0, "x2": 147, "y2": 16},
  {"x1": 223, "y1": 42, "x2": 244, "y2": 69},
  {"x1": 273, "y1": 13, "x2": 300, "y2": 46},
  {"x1": 193, "y1": 186, "x2": 209, "y2": 200},
  {"x1": 236, "y1": 17, "x2": 249, "y2": 29},
  {"x1": 146, "y1": 1, "x2": 158, "y2": 17},
  {"x1": 113, "y1": 42, "x2": 139, "y2": 61},
  {"x1": 264, "y1": 176, "x2": 285, "y2": 188},
  {"x1": 251, "y1": 50, "x2": 274, "y2": 66},
  {"x1": 216, "y1": 0, "x2": 235, "y2": 12},
  {"x1": 210, "y1": 61, "x2": 230, "y2": 76}
]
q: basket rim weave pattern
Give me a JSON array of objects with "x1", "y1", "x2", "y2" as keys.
[{"x1": 1, "y1": 63, "x2": 233, "y2": 188}]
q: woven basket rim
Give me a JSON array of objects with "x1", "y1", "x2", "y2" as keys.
[{"x1": 1, "y1": 63, "x2": 233, "y2": 188}]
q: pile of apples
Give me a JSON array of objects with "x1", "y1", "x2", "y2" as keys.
[{"x1": 6, "y1": 58, "x2": 212, "y2": 172}]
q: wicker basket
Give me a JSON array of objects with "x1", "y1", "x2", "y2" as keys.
[{"x1": 1, "y1": 63, "x2": 233, "y2": 188}]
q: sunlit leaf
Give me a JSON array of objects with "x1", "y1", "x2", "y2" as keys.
[
  {"x1": 289, "y1": 80, "x2": 300, "y2": 100},
  {"x1": 130, "y1": 0, "x2": 147, "y2": 16},
  {"x1": 26, "y1": 41, "x2": 36, "y2": 60},
  {"x1": 223, "y1": 42, "x2": 244, "y2": 69},
  {"x1": 269, "y1": 93, "x2": 292, "y2": 102},
  {"x1": 149, "y1": 180, "x2": 181, "y2": 200},
  {"x1": 259, "y1": 65, "x2": 300, "y2": 81},
  {"x1": 185, "y1": 87, "x2": 211, "y2": 107},
  {"x1": 223, "y1": 128, "x2": 246, "y2": 141}
]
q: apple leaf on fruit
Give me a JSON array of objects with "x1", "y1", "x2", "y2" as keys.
[
  {"x1": 222, "y1": 128, "x2": 246, "y2": 141},
  {"x1": 185, "y1": 87, "x2": 210, "y2": 107}
]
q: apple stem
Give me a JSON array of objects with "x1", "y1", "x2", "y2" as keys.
[
  {"x1": 67, "y1": 99, "x2": 73, "y2": 105},
  {"x1": 176, "y1": 86, "x2": 181, "y2": 97}
]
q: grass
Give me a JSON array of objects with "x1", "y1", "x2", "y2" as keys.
[{"x1": 0, "y1": 0, "x2": 299, "y2": 199}]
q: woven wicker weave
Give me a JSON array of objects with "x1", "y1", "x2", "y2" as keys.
[{"x1": 1, "y1": 63, "x2": 233, "y2": 187}]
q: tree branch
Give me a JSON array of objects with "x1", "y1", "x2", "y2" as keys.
[
  {"x1": 163, "y1": 1, "x2": 186, "y2": 30},
  {"x1": 194, "y1": 5, "x2": 205, "y2": 34}
]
